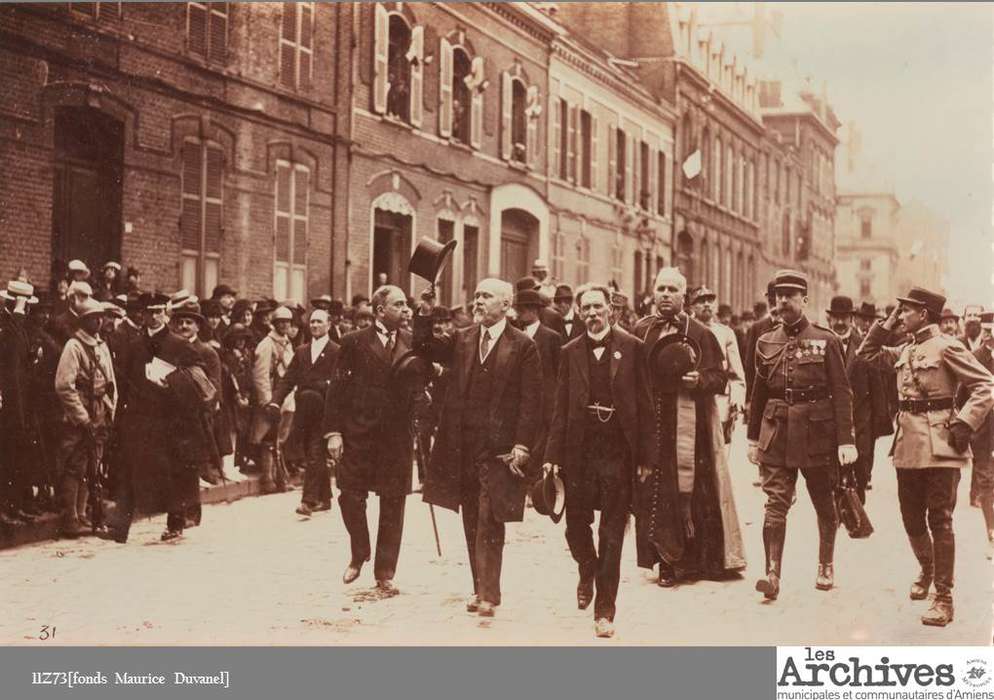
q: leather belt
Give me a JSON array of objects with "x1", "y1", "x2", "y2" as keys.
[
  {"x1": 769, "y1": 387, "x2": 831, "y2": 405},
  {"x1": 898, "y1": 397, "x2": 954, "y2": 414}
]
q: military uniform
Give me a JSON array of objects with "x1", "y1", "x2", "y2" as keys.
[
  {"x1": 748, "y1": 271, "x2": 855, "y2": 599},
  {"x1": 858, "y1": 287, "x2": 994, "y2": 626}
]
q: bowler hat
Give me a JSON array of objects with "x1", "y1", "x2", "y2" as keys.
[
  {"x1": 772, "y1": 269, "x2": 808, "y2": 294},
  {"x1": 854, "y1": 302, "x2": 878, "y2": 320},
  {"x1": 409, "y1": 237, "x2": 458, "y2": 285},
  {"x1": 940, "y1": 307, "x2": 960, "y2": 322},
  {"x1": 827, "y1": 296, "x2": 854, "y2": 315},
  {"x1": 212, "y1": 284, "x2": 238, "y2": 299},
  {"x1": 254, "y1": 299, "x2": 278, "y2": 315},
  {"x1": 223, "y1": 323, "x2": 253, "y2": 346},
  {"x1": 741, "y1": 310, "x2": 756, "y2": 322},
  {"x1": 514, "y1": 288, "x2": 544, "y2": 308},
  {"x1": 896, "y1": 287, "x2": 945, "y2": 317},
  {"x1": 390, "y1": 350, "x2": 431, "y2": 389},
  {"x1": 554, "y1": 284, "x2": 574, "y2": 303},
  {"x1": 515, "y1": 276, "x2": 540, "y2": 293},
  {"x1": 171, "y1": 299, "x2": 206, "y2": 325},
  {"x1": 529, "y1": 470, "x2": 565, "y2": 524},
  {"x1": 310, "y1": 294, "x2": 333, "y2": 310}
]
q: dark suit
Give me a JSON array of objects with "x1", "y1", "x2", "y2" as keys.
[
  {"x1": 551, "y1": 310, "x2": 585, "y2": 343},
  {"x1": 544, "y1": 327, "x2": 655, "y2": 621},
  {"x1": 273, "y1": 337, "x2": 340, "y2": 507},
  {"x1": 539, "y1": 306, "x2": 565, "y2": 336},
  {"x1": 415, "y1": 314, "x2": 542, "y2": 606},
  {"x1": 528, "y1": 322, "x2": 562, "y2": 459},
  {"x1": 322, "y1": 325, "x2": 418, "y2": 582},
  {"x1": 839, "y1": 329, "x2": 891, "y2": 502}
]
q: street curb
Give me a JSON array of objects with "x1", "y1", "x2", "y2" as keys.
[{"x1": 0, "y1": 472, "x2": 298, "y2": 551}]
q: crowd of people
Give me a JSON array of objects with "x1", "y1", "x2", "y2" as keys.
[{"x1": 2, "y1": 255, "x2": 993, "y2": 640}]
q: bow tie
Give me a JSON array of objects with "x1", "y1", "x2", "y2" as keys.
[{"x1": 588, "y1": 336, "x2": 610, "y2": 350}]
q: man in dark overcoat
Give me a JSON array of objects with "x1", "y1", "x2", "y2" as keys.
[
  {"x1": 414, "y1": 278, "x2": 542, "y2": 618},
  {"x1": 962, "y1": 311, "x2": 994, "y2": 560},
  {"x1": 272, "y1": 309, "x2": 340, "y2": 516},
  {"x1": 323, "y1": 285, "x2": 419, "y2": 593},
  {"x1": 513, "y1": 285, "x2": 561, "y2": 460},
  {"x1": 543, "y1": 283, "x2": 655, "y2": 639}
]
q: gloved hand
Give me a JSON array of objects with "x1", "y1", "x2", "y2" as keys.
[
  {"x1": 326, "y1": 434, "x2": 344, "y2": 461},
  {"x1": 947, "y1": 419, "x2": 973, "y2": 453},
  {"x1": 837, "y1": 444, "x2": 858, "y2": 466},
  {"x1": 265, "y1": 402, "x2": 281, "y2": 418},
  {"x1": 679, "y1": 492, "x2": 694, "y2": 540},
  {"x1": 747, "y1": 441, "x2": 760, "y2": 466}
]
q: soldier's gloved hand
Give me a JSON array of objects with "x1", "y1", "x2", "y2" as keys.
[
  {"x1": 947, "y1": 420, "x2": 973, "y2": 453},
  {"x1": 679, "y1": 492, "x2": 695, "y2": 539},
  {"x1": 326, "y1": 434, "x2": 344, "y2": 461},
  {"x1": 837, "y1": 444, "x2": 858, "y2": 466},
  {"x1": 636, "y1": 465, "x2": 651, "y2": 483},
  {"x1": 747, "y1": 441, "x2": 760, "y2": 466}
]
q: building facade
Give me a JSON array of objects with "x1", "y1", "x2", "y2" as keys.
[
  {"x1": 0, "y1": 2, "x2": 351, "y2": 301},
  {"x1": 835, "y1": 192, "x2": 900, "y2": 308}
]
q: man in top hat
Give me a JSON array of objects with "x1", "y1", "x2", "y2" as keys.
[
  {"x1": 959, "y1": 305, "x2": 985, "y2": 353},
  {"x1": 853, "y1": 302, "x2": 878, "y2": 336},
  {"x1": 270, "y1": 309, "x2": 340, "y2": 516},
  {"x1": 939, "y1": 307, "x2": 960, "y2": 337},
  {"x1": 543, "y1": 283, "x2": 655, "y2": 638},
  {"x1": 324, "y1": 285, "x2": 420, "y2": 593},
  {"x1": 633, "y1": 267, "x2": 746, "y2": 588},
  {"x1": 251, "y1": 305, "x2": 296, "y2": 494},
  {"x1": 962, "y1": 311, "x2": 994, "y2": 560},
  {"x1": 826, "y1": 295, "x2": 892, "y2": 503},
  {"x1": 0, "y1": 281, "x2": 40, "y2": 525},
  {"x1": 53, "y1": 297, "x2": 117, "y2": 538},
  {"x1": 531, "y1": 259, "x2": 557, "y2": 303},
  {"x1": 513, "y1": 282, "x2": 562, "y2": 462},
  {"x1": 858, "y1": 288, "x2": 994, "y2": 626},
  {"x1": 50, "y1": 280, "x2": 93, "y2": 347},
  {"x1": 552, "y1": 284, "x2": 583, "y2": 342},
  {"x1": 414, "y1": 279, "x2": 542, "y2": 617},
  {"x1": 691, "y1": 286, "x2": 745, "y2": 446},
  {"x1": 747, "y1": 270, "x2": 857, "y2": 601}
]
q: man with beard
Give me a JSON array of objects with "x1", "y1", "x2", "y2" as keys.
[
  {"x1": 960, "y1": 305, "x2": 984, "y2": 353},
  {"x1": 543, "y1": 284, "x2": 654, "y2": 638},
  {"x1": 54, "y1": 297, "x2": 117, "y2": 538},
  {"x1": 748, "y1": 271, "x2": 857, "y2": 600},
  {"x1": 271, "y1": 309, "x2": 340, "y2": 516},
  {"x1": 691, "y1": 287, "x2": 745, "y2": 447},
  {"x1": 939, "y1": 307, "x2": 960, "y2": 337},
  {"x1": 826, "y1": 296, "x2": 891, "y2": 503},
  {"x1": 324, "y1": 286, "x2": 419, "y2": 593},
  {"x1": 415, "y1": 279, "x2": 542, "y2": 618},
  {"x1": 633, "y1": 268, "x2": 746, "y2": 588},
  {"x1": 858, "y1": 290, "x2": 993, "y2": 626}
]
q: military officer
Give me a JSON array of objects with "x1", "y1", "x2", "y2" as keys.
[
  {"x1": 747, "y1": 270, "x2": 857, "y2": 600},
  {"x1": 858, "y1": 288, "x2": 994, "y2": 627}
]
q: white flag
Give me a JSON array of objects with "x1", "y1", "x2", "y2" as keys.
[{"x1": 682, "y1": 149, "x2": 702, "y2": 179}]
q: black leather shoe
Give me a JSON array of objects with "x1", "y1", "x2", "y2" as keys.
[
  {"x1": 466, "y1": 595, "x2": 481, "y2": 613},
  {"x1": 343, "y1": 561, "x2": 363, "y2": 584},
  {"x1": 376, "y1": 579, "x2": 399, "y2": 595},
  {"x1": 577, "y1": 577, "x2": 594, "y2": 610},
  {"x1": 97, "y1": 528, "x2": 128, "y2": 544},
  {"x1": 657, "y1": 571, "x2": 677, "y2": 588},
  {"x1": 815, "y1": 563, "x2": 834, "y2": 591},
  {"x1": 295, "y1": 503, "x2": 313, "y2": 516},
  {"x1": 313, "y1": 501, "x2": 332, "y2": 512},
  {"x1": 160, "y1": 529, "x2": 183, "y2": 542},
  {"x1": 756, "y1": 573, "x2": 780, "y2": 600}
]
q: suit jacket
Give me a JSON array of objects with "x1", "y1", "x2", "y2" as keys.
[
  {"x1": 544, "y1": 327, "x2": 656, "y2": 489},
  {"x1": 551, "y1": 311, "x2": 585, "y2": 343},
  {"x1": 414, "y1": 314, "x2": 542, "y2": 521},
  {"x1": 840, "y1": 329, "x2": 892, "y2": 454},
  {"x1": 744, "y1": 316, "x2": 777, "y2": 401},
  {"x1": 539, "y1": 306, "x2": 565, "y2": 338},
  {"x1": 528, "y1": 322, "x2": 562, "y2": 458},
  {"x1": 964, "y1": 344, "x2": 994, "y2": 468},
  {"x1": 273, "y1": 337, "x2": 340, "y2": 435},
  {"x1": 322, "y1": 325, "x2": 417, "y2": 495}
]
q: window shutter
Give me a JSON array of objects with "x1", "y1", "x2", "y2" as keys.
[
  {"x1": 293, "y1": 168, "x2": 309, "y2": 266},
  {"x1": 632, "y1": 135, "x2": 641, "y2": 206},
  {"x1": 649, "y1": 146, "x2": 658, "y2": 214},
  {"x1": 591, "y1": 115, "x2": 599, "y2": 192},
  {"x1": 470, "y1": 57, "x2": 483, "y2": 149},
  {"x1": 299, "y1": 2, "x2": 313, "y2": 88},
  {"x1": 607, "y1": 124, "x2": 617, "y2": 198},
  {"x1": 658, "y1": 152, "x2": 666, "y2": 216},
  {"x1": 409, "y1": 24, "x2": 423, "y2": 127},
  {"x1": 188, "y1": 2, "x2": 208, "y2": 58},
  {"x1": 624, "y1": 132, "x2": 634, "y2": 203},
  {"x1": 280, "y1": 3, "x2": 296, "y2": 88},
  {"x1": 551, "y1": 98, "x2": 561, "y2": 179},
  {"x1": 527, "y1": 96, "x2": 539, "y2": 167},
  {"x1": 566, "y1": 103, "x2": 577, "y2": 183},
  {"x1": 204, "y1": 146, "x2": 223, "y2": 253},
  {"x1": 275, "y1": 163, "x2": 292, "y2": 264},
  {"x1": 438, "y1": 37, "x2": 453, "y2": 137},
  {"x1": 208, "y1": 3, "x2": 227, "y2": 63},
  {"x1": 500, "y1": 71, "x2": 512, "y2": 161},
  {"x1": 373, "y1": 3, "x2": 389, "y2": 114},
  {"x1": 180, "y1": 142, "x2": 202, "y2": 251}
]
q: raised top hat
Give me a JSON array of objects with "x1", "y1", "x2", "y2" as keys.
[
  {"x1": 212, "y1": 284, "x2": 237, "y2": 299},
  {"x1": 408, "y1": 237, "x2": 458, "y2": 285},
  {"x1": 896, "y1": 287, "x2": 946, "y2": 317},
  {"x1": 692, "y1": 286, "x2": 716, "y2": 304},
  {"x1": 102, "y1": 261, "x2": 122, "y2": 272},
  {"x1": 529, "y1": 470, "x2": 565, "y2": 524},
  {"x1": 431, "y1": 305, "x2": 452, "y2": 322},
  {"x1": 67, "y1": 280, "x2": 93, "y2": 297},
  {"x1": 554, "y1": 284, "x2": 574, "y2": 302},
  {"x1": 0, "y1": 280, "x2": 38, "y2": 304},
  {"x1": 271, "y1": 306, "x2": 294, "y2": 322},
  {"x1": 514, "y1": 287, "x2": 544, "y2": 309},
  {"x1": 828, "y1": 296, "x2": 854, "y2": 315},
  {"x1": 138, "y1": 291, "x2": 169, "y2": 311},
  {"x1": 940, "y1": 307, "x2": 960, "y2": 322},
  {"x1": 772, "y1": 269, "x2": 808, "y2": 294},
  {"x1": 76, "y1": 297, "x2": 105, "y2": 319},
  {"x1": 67, "y1": 259, "x2": 90, "y2": 274},
  {"x1": 854, "y1": 301, "x2": 878, "y2": 319}
]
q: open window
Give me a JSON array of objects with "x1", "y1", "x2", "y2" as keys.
[
  {"x1": 501, "y1": 68, "x2": 540, "y2": 166},
  {"x1": 374, "y1": 5, "x2": 423, "y2": 127},
  {"x1": 280, "y1": 2, "x2": 313, "y2": 90}
]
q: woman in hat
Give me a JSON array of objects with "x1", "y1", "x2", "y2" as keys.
[
  {"x1": 94, "y1": 261, "x2": 122, "y2": 302},
  {"x1": 221, "y1": 323, "x2": 256, "y2": 473},
  {"x1": 231, "y1": 299, "x2": 254, "y2": 329}
]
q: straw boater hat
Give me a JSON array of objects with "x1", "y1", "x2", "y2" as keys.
[{"x1": 0, "y1": 280, "x2": 39, "y2": 305}]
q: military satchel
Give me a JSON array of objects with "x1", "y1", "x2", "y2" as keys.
[{"x1": 836, "y1": 466, "x2": 873, "y2": 539}]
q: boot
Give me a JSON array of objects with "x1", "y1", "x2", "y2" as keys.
[
  {"x1": 76, "y1": 480, "x2": 91, "y2": 530},
  {"x1": 980, "y1": 495, "x2": 994, "y2": 561},
  {"x1": 907, "y1": 533, "x2": 933, "y2": 601},
  {"x1": 756, "y1": 522, "x2": 785, "y2": 600},
  {"x1": 815, "y1": 514, "x2": 837, "y2": 591},
  {"x1": 922, "y1": 530, "x2": 954, "y2": 626},
  {"x1": 60, "y1": 475, "x2": 83, "y2": 539},
  {"x1": 258, "y1": 449, "x2": 277, "y2": 493}
]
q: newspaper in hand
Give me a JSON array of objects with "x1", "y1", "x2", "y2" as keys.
[{"x1": 145, "y1": 356, "x2": 177, "y2": 386}]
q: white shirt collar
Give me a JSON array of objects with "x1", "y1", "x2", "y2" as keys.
[
  {"x1": 564, "y1": 309, "x2": 575, "y2": 322},
  {"x1": 375, "y1": 321, "x2": 394, "y2": 337},
  {"x1": 524, "y1": 320, "x2": 540, "y2": 339},
  {"x1": 480, "y1": 317, "x2": 507, "y2": 341},
  {"x1": 587, "y1": 326, "x2": 611, "y2": 342},
  {"x1": 311, "y1": 334, "x2": 329, "y2": 361}
]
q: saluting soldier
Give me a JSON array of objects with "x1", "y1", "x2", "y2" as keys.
[
  {"x1": 859, "y1": 288, "x2": 994, "y2": 626},
  {"x1": 747, "y1": 270, "x2": 858, "y2": 600}
]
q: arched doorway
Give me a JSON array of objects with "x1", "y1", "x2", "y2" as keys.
[
  {"x1": 675, "y1": 230, "x2": 695, "y2": 288},
  {"x1": 500, "y1": 208, "x2": 538, "y2": 283},
  {"x1": 371, "y1": 192, "x2": 414, "y2": 294},
  {"x1": 52, "y1": 106, "x2": 124, "y2": 281}
]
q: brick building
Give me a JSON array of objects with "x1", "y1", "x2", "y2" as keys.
[{"x1": 0, "y1": 2, "x2": 351, "y2": 301}]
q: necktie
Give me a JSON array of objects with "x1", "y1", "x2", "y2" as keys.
[
  {"x1": 480, "y1": 328, "x2": 491, "y2": 363},
  {"x1": 385, "y1": 331, "x2": 395, "y2": 355}
]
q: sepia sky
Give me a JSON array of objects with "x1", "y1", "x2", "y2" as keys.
[{"x1": 777, "y1": 2, "x2": 994, "y2": 306}]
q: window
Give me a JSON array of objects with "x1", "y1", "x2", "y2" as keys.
[
  {"x1": 511, "y1": 80, "x2": 527, "y2": 163},
  {"x1": 69, "y1": 2, "x2": 121, "y2": 16},
  {"x1": 440, "y1": 40, "x2": 481, "y2": 147},
  {"x1": 551, "y1": 230, "x2": 566, "y2": 282},
  {"x1": 576, "y1": 235, "x2": 590, "y2": 285},
  {"x1": 188, "y1": 2, "x2": 227, "y2": 63},
  {"x1": 280, "y1": 2, "x2": 313, "y2": 90},
  {"x1": 634, "y1": 251, "x2": 643, "y2": 296},
  {"x1": 774, "y1": 160, "x2": 781, "y2": 204},
  {"x1": 614, "y1": 128, "x2": 626, "y2": 201},
  {"x1": 580, "y1": 109, "x2": 592, "y2": 188},
  {"x1": 860, "y1": 279, "x2": 872, "y2": 298},
  {"x1": 501, "y1": 71, "x2": 537, "y2": 166},
  {"x1": 180, "y1": 140, "x2": 223, "y2": 298},
  {"x1": 861, "y1": 212, "x2": 873, "y2": 238},
  {"x1": 701, "y1": 127, "x2": 711, "y2": 192},
  {"x1": 436, "y1": 218, "x2": 455, "y2": 306},
  {"x1": 639, "y1": 141, "x2": 650, "y2": 210},
  {"x1": 714, "y1": 137, "x2": 722, "y2": 203},
  {"x1": 860, "y1": 258, "x2": 872, "y2": 271},
  {"x1": 782, "y1": 212, "x2": 791, "y2": 256},
  {"x1": 462, "y1": 224, "x2": 479, "y2": 302},
  {"x1": 731, "y1": 153, "x2": 740, "y2": 213},
  {"x1": 785, "y1": 167, "x2": 791, "y2": 207},
  {"x1": 273, "y1": 161, "x2": 309, "y2": 303},
  {"x1": 657, "y1": 150, "x2": 666, "y2": 216},
  {"x1": 373, "y1": 6, "x2": 424, "y2": 126},
  {"x1": 724, "y1": 143, "x2": 733, "y2": 208},
  {"x1": 557, "y1": 99, "x2": 568, "y2": 180}
]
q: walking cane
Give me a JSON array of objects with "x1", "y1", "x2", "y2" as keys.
[{"x1": 414, "y1": 428, "x2": 442, "y2": 557}]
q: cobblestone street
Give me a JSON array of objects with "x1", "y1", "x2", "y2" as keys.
[{"x1": 2, "y1": 432, "x2": 991, "y2": 645}]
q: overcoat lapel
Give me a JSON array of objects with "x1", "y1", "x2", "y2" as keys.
[
  {"x1": 364, "y1": 326, "x2": 390, "y2": 365},
  {"x1": 458, "y1": 326, "x2": 479, "y2": 396},
  {"x1": 572, "y1": 338, "x2": 590, "y2": 398},
  {"x1": 490, "y1": 328, "x2": 514, "y2": 406}
]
